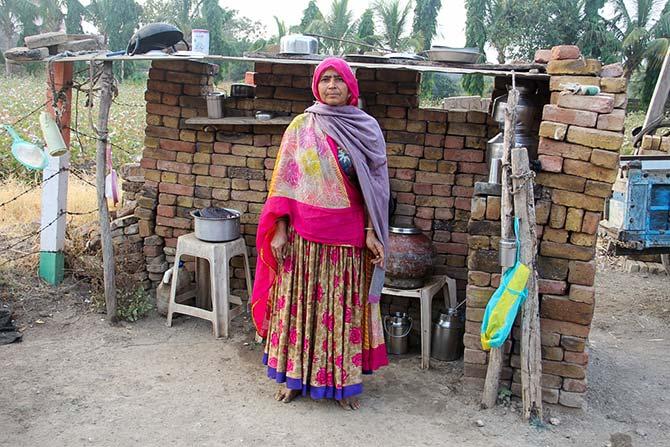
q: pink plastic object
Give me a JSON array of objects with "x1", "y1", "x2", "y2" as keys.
[{"x1": 104, "y1": 143, "x2": 119, "y2": 205}]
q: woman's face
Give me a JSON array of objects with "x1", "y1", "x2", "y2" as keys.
[{"x1": 317, "y1": 68, "x2": 350, "y2": 106}]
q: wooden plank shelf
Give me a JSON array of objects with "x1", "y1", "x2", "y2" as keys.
[{"x1": 185, "y1": 116, "x2": 294, "y2": 126}]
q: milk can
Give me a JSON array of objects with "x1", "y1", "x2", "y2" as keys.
[
  {"x1": 383, "y1": 312, "x2": 412, "y2": 355},
  {"x1": 430, "y1": 308, "x2": 464, "y2": 361}
]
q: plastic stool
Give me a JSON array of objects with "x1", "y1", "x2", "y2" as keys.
[
  {"x1": 166, "y1": 233, "x2": 252, "y2": 338},
  {"x1": 381, "y1": 275, "x2": 457, "y2": 369}
]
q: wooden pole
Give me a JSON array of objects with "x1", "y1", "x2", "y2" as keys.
[
  {"x1": 481, "y1": 86, "x2": 519, "y2": 409},
  {"x1": 511, "y1": 146, "x2": 543, "y2": 421},
  {"x1": 39, "y1": 61, "x2": 73, "y2": 285},
  {"x1": 96, "y1": 61, "x2": 117, "y2": 323}
]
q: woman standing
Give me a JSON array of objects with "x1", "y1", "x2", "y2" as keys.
[{"x1": 251, "y1": 57, "x2": 390, "y2": 410}]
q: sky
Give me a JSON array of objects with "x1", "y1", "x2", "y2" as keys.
[{"x1": 226, "y1": 0, "x2": 468, "y2": 47}]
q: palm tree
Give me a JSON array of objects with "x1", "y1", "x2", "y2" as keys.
[
  {"x1": 612, "y1": 0, "x2": 670, "y2": 80},
  {"x1": 374, "y1": 0, "x2": 414, "y2": 51},
  {"x1": 317, "y1": 0, "x2": 357, "y2": 54}
]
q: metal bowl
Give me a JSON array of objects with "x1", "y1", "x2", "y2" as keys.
[
  {"x1": 190, "y1": 208, "x2": 241, "y2": 242},
  {"x1": 426, "y1": 47, "x2": 480, "y2": 64}
]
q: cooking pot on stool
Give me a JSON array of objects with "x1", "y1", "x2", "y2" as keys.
[
  {"x1": 190, "y1": 207, "x2": 241, "y2": 242},
  {"x1": 384, "y1": 226, "x2": 435, "y2": 289}
]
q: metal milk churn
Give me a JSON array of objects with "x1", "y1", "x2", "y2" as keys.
[
  {"x1": 384, "y1": 312, "x2": 413, "y2": 355},
  {"x1": 431, "y1": 308, "x2": 464, "y2": 361}
]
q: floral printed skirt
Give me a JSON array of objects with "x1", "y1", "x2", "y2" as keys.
[{"x1": 262, "y1": 227, "x2": 388, "y2": 400}]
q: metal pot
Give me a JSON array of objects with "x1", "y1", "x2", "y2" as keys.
[
  {"x1": 385, "y1": 226, "x2": 435, "y2": 289},
  {"x1": 206, "y1": 92, "x2": 225, "y2": 119},
  {"x1": 431, "y1": 308, "x2": 464, "y2": 361},
  {"x1": 230, "y1": 83, "x2": 255, "y2": 98},
  {"x1": 280, "y1": 34, "x2": 318, "y2": 55},
  {"x1": 126, "y1": 22, "x2": 187, "y2": 56},
  {"x1": 384, "y1": 312, "x2": 412, "y2": 355},
  {"x1": 486, "y1": 132, "x2": 504, "y2": 184},
  {"x1": 190, "y1": 208, "x2": 241, "y2": 242}
]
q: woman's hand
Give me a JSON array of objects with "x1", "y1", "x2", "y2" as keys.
[
  {"x1": 271, "y1": 219, "x2": 289, "y2": 262},
  {"x1": 366, "y1": 229, "x2": 384, "y2": 267}
]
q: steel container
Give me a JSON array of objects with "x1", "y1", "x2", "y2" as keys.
[
  {"x1": 384, "y1": 312, "x2": 412, "y2": 355},
  {"x1": 190, "y1": 208, "x2": 241, "y2": 242},
  {"x1": 431, "y1": 308, "x2": 464, "y2": 361},
  {"x1": 280, "y1": 35, "x2": 318, "y2": 55},
  {"x1": 206, "y1": 92, "x2": 225, "y2": 118},
  {"x1": 499, "y1": 238, "x2": 517, "y2": 268}
]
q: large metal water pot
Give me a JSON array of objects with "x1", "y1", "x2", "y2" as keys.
[
  {"x1": 431, "y1": 308, "x2": 464, "y2": 361},
  {"x1": 383, "y1": 312, "x2": 413, "y2": 355}
]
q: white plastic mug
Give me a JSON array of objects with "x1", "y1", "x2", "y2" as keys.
[{"x1": 191, "y1": 29, "x2": 210, "y2": 55}]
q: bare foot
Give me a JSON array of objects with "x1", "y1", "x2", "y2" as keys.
[
  {"x1": 274, "y1": 386, "x2": 300, "y2": 403},
  {"x1": 337, "y1": 397, "x2": 361, "y2": 410}
]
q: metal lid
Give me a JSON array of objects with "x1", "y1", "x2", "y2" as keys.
[{"x1": 389, "y1": 226, "x2": 422, "y2": 235}]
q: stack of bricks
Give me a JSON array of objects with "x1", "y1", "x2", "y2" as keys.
[
  {"x1": 118, "y1": 163, "x2": 144, "y2": 218},
  {"x1": 110, "y1": 214, "x2": 147, "y2": 289},
  {"x1": 463, "y1": 45, "x2": 627, "y2": 408},
  {"x1": 136, "y1": 59, "x2": 498, "y2": 297}
]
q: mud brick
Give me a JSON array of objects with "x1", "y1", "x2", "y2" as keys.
[
  {"x1": 456, "y1": 174, "x2": 474, "y2": 187},
  {"x1": 387, "y1": 155, "x2": 419, "y2": 169},
  {"x1": 416, "y1": 207, "x2": 434, "y2": 220},
  {"x1": 556, "y1": 94, "x2": 614, "y2": 114},
  {"x1": 391, "y1": 179, "x2": 414, "y2": 192},
  {"x1": 596, "y1": 109, "x2": 626, "y2": 132},
  {"x1": 561, "y1": 335, "x2": 586, "y2": 352},
  {"x1": 467, "y1": 249, "x2": 500, "y2": 273},
  {"x1": 385, "y1": 143, "x2": 404, "y2": 155},
  {"x1": 552, "y1": 189, "x2": 605, "y2": 212},
  {"x1": 538, "y1": 138, "x2": 592, "y2": 161},
  {"x1": 424, "y1": 122, "x2": 445, "y2": 134},
  {"x1": 562, "y1": 378, "x2": 587, "y2": 393},
  {"x1": 159, "y1": 183, "x2": 194, "y2": 196},
  {"x1": 212, "y1": 154, "x2": 245, "y2": 167},
  {"x1": 156, "y1": 204, "x2": 175, "y2": 218},
  {"x1": 160, "y1": 172, "x2": 175, "y2": 184},
  {"x1": 463, "y1": 348, "x2": 488, "y2": 365},
  {"x1": 454, "y1": 197, "x2": 471, "y2": 210},
  {"x1": 590, "y1": 148, "x2": 620, "y2": 170},
  {"x1": 141, "y1": 157, "x2": 157, "y2": 170},
  {"x1": 465, "y1": 137, "x2": 487, "y2": 150},
  {"x1": 470, "y1": 197, "x2": 486, "y2": 220},
  {"x1": 146, "y1": 113, "x2": 162, "y2": 126},
  {"x1": 549, "y1": 204, "x2": 567, "y2": 228},
  {"x1": 419, "y1": 159, "x2": 437, "y2": 172},
  {"x1": 443, "y1": 149, "x2": 484, "y2": 163},
  {"x1": 452, "y1": 186, "x2": 473, "y2": 198},
  {"x1": 147, "y1": 80, "x2": 183, "y2": 95},
  {"x1": 485, "y1": 196, "x2": 501, "y2": 220},
  {"x1": 176, "y1": 153, "x2": 194, "y2": 164},
  {"x1": 537, "y1": 256, "x2": 569, "y2": 280},
  {"x1": 385, "y1": 106, "x2": 405, "y2": 119},
  {"x1": 542, "y1": 295, "x2": 593, "y2": 325},
  {"x1": 433, "y1": 185, "x2": 452, "y2": 198},
  {"x1": 468, "y1": 219, "x2": 501, "y2": 236},
  {"x1": 443, "y1": 137, "x2": 464, "y2": 152},
  {"x1": 581, "y1": 211, "x2": 601, "y2": 234},
  {"x1": 397, "y1": 83, "x2": 418, "y2": 95},
  {"x1": 540, "y1": 241, "x2": 595, "y2": 261},
  {"x1": 458, "y1": 162, "x2": 487, "y2": 175},
  {"x1": 396, "y1": 169, "x2": 416, "y2": 180},
  {"x1": 584, "y1": 180, "x2": 612, "y2": 198},
  {"x1": 274, "y1": 87, "x2": 313, "y2": 101},
  {"x1": 159, "y1": 139, "x2": 196, "y2": 153},
  {"x1": 229, "y1": 167, "x2": 265, "y2": 181},
  {"x1": 404, "y1": 120, "x2": 425, "y2": 133},
  {"x1": 387, "y1": 131, "x2": 425, "y2": 145},
  {"x1": 378, "y1": 118, "x2": 406, "y2": 131},
  {"x1": 564, "y1": 350, "x2": 589, "y2": 365},
  {"x1": 600, "y1": 77, "x2": 627, "y2": 93},
  {"x1": 183, "y1": 84, "x2": 212, "y2": 96},
  {"x1": 543, "y1": 104, "x2": 598, "y2": 128},
  {"x1": 547, "y1": 58, "x2": 601, "y2": 75},
  {"x1": 465, "y1": 307, "x2": 485, "y2": 322},
  {"x1": 549, "y1": 75, "x2": 600, "y2": 91},
  {"x1": 447, "y1": 122, "x2": 487, "y2": 137},
  {"x1": 463, "y1": 110, "x2": 486, "y2": 124},
  {"x1": 421, "y1": 135, "x2": 443, "y2": 150},
  {"x1": 534, "y1": 48, "x2": 552, "y2": 63},
  {"x1": 438, "y1": 161, "x2": 458, "y2": 174},
  {"x1": 599, "y1": 62, "x2": 624, "y2": 77},
  {"x1": 414, "y1": 172, "x2": 454, "y2": 185},
  {"x1": 231, "y1": 144, "x2": 266, "y2": 158},
  {"x1": 559, "y1": 390, "x2": 585, "y2": 408},
  {"x1": 466, "y1": 285, "x2": 496, "y2": 308},
  {"x1": 539, "y1": 279, "x2": 568, "y2": 295},
  {"x1": 210, "y1": 166, "x2": 228, "y2": 178},
  {"x1": 145, "y1": 90, "x2": 162, "y2": 104},
  {"x1": 154, "y1": 225, "x2": 172, "y2": 238},
  {"x1": 542, "y1": 346, "x2": 564, "y2": 361},
  {"x1": 211, "y1": 189, "x2": 230, "y2": 201},
  {"x1": 156, "y1": 160, "x2": 192, "y2": 175},
  {"x1": 146, "y1": 102, "x2": 182, "y2": 118},
  {"x1": 533, "y1": 200, "x2": 550, "y2": 225},
  {"x1": 413, "y1": 218, "x2": 432, "y2": 231},
  {"x1": 563, "y1": 159, "x2": 617, "y2": 183},
  {"x1": 415, "y1": 196, "x2": 453, "y2": 207},
  {"x1": 396, "y1": 192, "x2": 415, "y2": 204},
  {"x1": 176, "y1": 196, "x2": 194, "y2": 208},
  {"x1": 468, "y1": 271, "x2": 491, "y2": 287},
  {"x1": 542, "y1": 359, "x2": 587, "y2": 379},
  {"x1": 570, "y1": 232, "x2": 597, "y2": 247},
  {"x1": 377, "y1": 94, "x2": 418, "y2": 107},
  {"x1": 544, "y1": 227, "x2": 569, "y2": 243},
  {"x1": 196, "y1": 131, "x2": 214, "y2": 143},
  {"x1": 550, "y1": 45, "x2": 581, "y2": 60},
  {"x1": 539, "y1": 121, "x2": 568, "y2": 140},
  {"x1": 562, "y1": 208, "x2": 583, "y2": 233},
  {"x1": 566, "y1": 126, "x2": 624, "y2": 151},
  {"x1": 538, "y1": 155, "x2": 563, "y2": 173}
]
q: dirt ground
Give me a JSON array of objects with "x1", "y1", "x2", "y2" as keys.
[{"x1": 2, "y1": 261, "x2": 669, "y2": 447}]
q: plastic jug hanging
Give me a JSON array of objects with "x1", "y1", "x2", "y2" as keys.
[
  {"x1": 104, "y1": 143, "x2": 119, "y2": 205},
  {"x1": 3, "y1": 124, "x2": 48, "y2": 170},
  {"x1": 39, "y1": 111, "x2": 68, "y2": 157}
]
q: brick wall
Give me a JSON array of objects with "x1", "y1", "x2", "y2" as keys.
[
  {"x1": 135, "y1": 59, "x2": 503, "y2": 299},
  {"x1": 462, "y1": 51, "x2": 627, "y2": 408}
]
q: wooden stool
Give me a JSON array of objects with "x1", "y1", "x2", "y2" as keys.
[
  {"x1": 382, "y1": 275, "x2": 457, "y2": 369},
  {"x1": 166, "y1": 233, "x2": 252, "y2": 338}
]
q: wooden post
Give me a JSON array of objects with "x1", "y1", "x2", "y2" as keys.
[
  {"x1": 96, "y1": 61, "x2": 117, "y2": 322},
  {"x1": 511, "y1": 146, "x2": 543, "y2": 421},
  {"x1": 39, "y1": 61, "x2": 73, "y2": 284},
  {"x1": 481, "y1": 86, "x2": 519, "y2": 409}
]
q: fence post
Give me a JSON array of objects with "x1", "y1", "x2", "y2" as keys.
[{"x1": 39, "y1": 61, "x2": 73, "y2": 285}]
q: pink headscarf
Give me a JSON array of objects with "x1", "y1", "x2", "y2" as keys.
[{"x1": 311, "y1": 57, "x2": 359, "y2": 106}]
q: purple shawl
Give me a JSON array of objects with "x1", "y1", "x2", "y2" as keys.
[{"x1": 305, "y1": 102, "x2": 389, "y2": 302}]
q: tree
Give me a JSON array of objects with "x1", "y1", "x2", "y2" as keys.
[
  {"x1": 299, "y1": 0, "x2": 324, "y2": 34},
  {"x1": 64, "y1": 0, "x2": 87, "y2": 34},
  {"x1": 311, "y1": 0, "x2": 357, "y2": 54},
  {"x1": 412, "y1": 0, "x2": 441, "y2": 51},
  {"x1": 356, "y1": 8, "x2": 377, "y2": 52},
  {"x1": 374, "y1": 0, "x2": 414, "y2": 51},
  {"x1": 462, "y1": 0, "x2": 487, "y2": 95}
]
